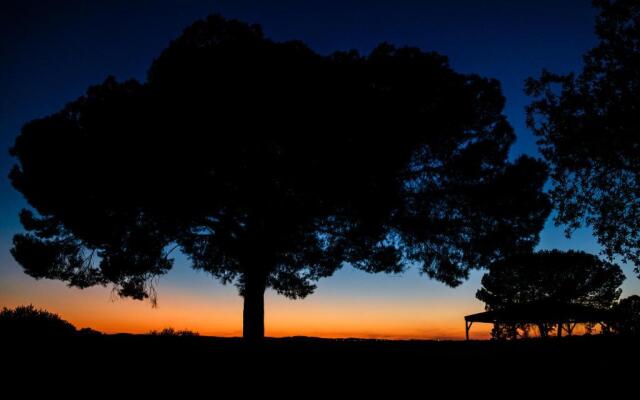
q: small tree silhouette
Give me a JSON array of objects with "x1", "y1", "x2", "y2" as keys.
[{"x1": 477, "y1": 250, "x2": 625, "y2": 338}]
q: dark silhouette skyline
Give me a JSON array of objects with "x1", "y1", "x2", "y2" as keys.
[{"x1": 2, "y1": 0, "x2": 639, "y2": 339}]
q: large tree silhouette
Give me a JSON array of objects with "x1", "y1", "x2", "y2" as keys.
[
  {"x1": 10, "y1": 15, "x2": 550, "y2": 340},
  {"x1": 477, "y1": 249, "x2": 625, "y2": 338},
  {"x1": 526, "y1": 0, "x2": 640, "y2": 273}
]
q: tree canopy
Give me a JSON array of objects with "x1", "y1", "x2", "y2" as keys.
[
  {"x1": 614, "y1": 295, "x2": 640, "y2": 335},
  {"x1": 477, "y1": 250, "x2": 625, "y2": 310},
  {"x1": 10, "y1": 15, "x2": 550, "y2": 339},
  {"x1": 526, "y1": 0, "x2": 640, "y2": 272}
]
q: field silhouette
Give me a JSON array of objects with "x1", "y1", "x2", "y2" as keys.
[
  {"x1": 5, "y1": 329, "x2": 636, "y2": 387},
  {"x1": 1, "y1": 305, "x2": 636, "y2": 392}
]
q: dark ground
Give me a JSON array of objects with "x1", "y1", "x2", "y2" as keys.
[{"x1": 3, "y1": 334, "x2": 636, "y2": 392}]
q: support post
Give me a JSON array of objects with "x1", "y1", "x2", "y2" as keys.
[{"x1": 557, "y1": 322, "x2": 562, "y2": 337}]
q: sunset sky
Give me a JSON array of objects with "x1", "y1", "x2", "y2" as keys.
[{"x1": 2, "y1": 0, "x2": 639, "y2": 340}]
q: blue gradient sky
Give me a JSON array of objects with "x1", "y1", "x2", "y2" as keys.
[{"x1": 1, "y1": 0, "x2": 638, "y2": 338}]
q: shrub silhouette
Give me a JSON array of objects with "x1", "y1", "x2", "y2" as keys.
[
  {"x1": 77, "y1": 327, "x2": 103, "y2": 336},
  {"x1": 149, "y1": 327, "x2": 199, "y2": 337},
  {"x1": 0, "y1": 305, "x2": 76, "y2": 337}
]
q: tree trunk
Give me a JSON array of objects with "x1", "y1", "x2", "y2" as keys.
[{"x1": 243, "y1": 271, "x2": 267, "y2": 342}]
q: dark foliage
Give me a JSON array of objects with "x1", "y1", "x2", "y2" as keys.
[
  {"x1": 0, "y1": 304, "x2": 76, "y2": 337},
  {"x1": 10, "y1": 15, "x2": 550, "y2": 339},
  {"x1": 526, "y1": 0, "x2": 640, "y2": 272},
  {"x1": 477, "y1": 249, "x2": 625, "y2": 338},
  {"x1": 77, "y1": 327, "x2": 103, "y2": 336},
  {"x1": 613, "y1": 295, "x2": 640, "y2": 335},
  {"x1": 149, "y1": 327, "x2": 200, "y2": 337}
]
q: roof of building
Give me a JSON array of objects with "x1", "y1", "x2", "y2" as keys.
[{"x1": 465, "y1": 302, "x2": 621, "y2": 324}]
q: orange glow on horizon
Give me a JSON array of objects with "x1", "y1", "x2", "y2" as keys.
[{"x1": 0, "y1": 272, "x2": 493, "y2": 340}]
